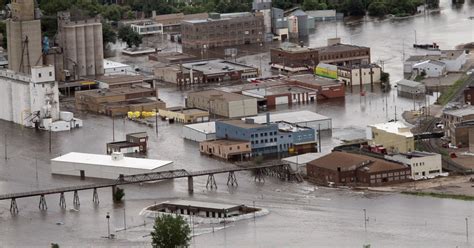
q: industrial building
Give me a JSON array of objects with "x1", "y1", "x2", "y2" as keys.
[
  {"x1": 306, "y1": 10, "x2": 343, "y2": 21},
  {"x1": 287, "y1": 74, "x2": 345, "y2": 99},
  {"x1": 242, "y1": 84, "x2": 318, "y2": 108},
  {"x1": 181, "y1": 12, "x2": 265, "y2": 49},
  {"x1": 155, "y1": 60, "x2": 258, "y2": 86},
  {"x1": 412, "y1": 60, "x2": 447, "y2": 78},
  {"x1": 94, "y1": 74, "x2": 153, "y2": 89},
  {"x1": 216, "y1": 118, "x2": 317, "y2": 156},
  {"x1": 56, "y1": 11, "x2": 104, "y2": 81},
  {"x1": 0, "y1": 65, "x2": 82, "y2": 131},
  {"x1": 245, "y1": 111, "x2": 332, "y2": 131},
  {"x1": 271, "y1": 39, "x2": 371, "y2": 71},
  {"x1": 366, "y1": 121, "x2": 415, "y2": 154},
  {"x1": 186, "y1": 89, "x2": 258, "y2": 118},
  {"x1": 51, "y1": 152, "x2": 173, "y2": 180},
  {"x1": 396, "y1": 79, "x2": 426, "y2": 98},
  {"x1": 465, "y1": 85, "x2": 474, "y2": 105},
  {"x1": 199, "y1": 139, "x2": 252, "y2": 160},
  {"x1": 75, "y1": 86, "x2": 166, "y2": 116},
  {"x1": 152, "y1": 200, "x2": 245, "y2": 218},
  {"x1": 403, "y1": 50, "x2": 467, "y2": 74},
  {"x1": 306, "y1": 151, "x2": 411, "y2": 186},
  {"x1": 152, "y1": 12, "x2": 209, "y2": 33},
  {"x1": 6, "y1": 0, "x2": 42, "y2": 75},
  {"x1": 182, "y1": 122, "x2": 216, "y2": 142},
  {"x1": 337, "y1": 64, "x2": 382, "y2": 87},
  {"x1": 106, "y1": 132, "x2": 149, "y2": 155},
  {"x1": 158, "y1": 107, "x2": 209, "y2": 123},
  {"x1": 103, "y1": 59, "x2": 136, "y2": 76},
  {"x1": 386, "y1": 152, "x2": 442, "y2": 180},
  {"x1": 442, "y1": 106, "x2": 474, "y2": 144}
]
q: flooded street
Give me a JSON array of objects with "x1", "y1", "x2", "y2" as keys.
[{"x1": 1, "y1": 0, "x2": 474, "y2": 247}]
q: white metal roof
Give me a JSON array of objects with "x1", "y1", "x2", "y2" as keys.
[
  {"x1": 443, "y1": 106, "x2": 474, "y2": 118},
  {"x1": 183, "y1": 121, "x2": 216, "y2": 134},
  {"x1": 368, "y1": 121, "x2": 413, "y2": 137},
  {"x1": 52, "y1": 152, "x2": 173, "y2": 170},
  {"x1": 103, "y1": 59, "x2": 131, "y2": 69},
  {"x1": 247, "y1": 111, "x2": 331, "y2": 124}
]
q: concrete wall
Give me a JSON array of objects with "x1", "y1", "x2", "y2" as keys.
[
  {"x1": 182, "y1": 126, "x2": 215, "y2": 142},
  {"x1": 369, "y1": 126, "x2": 415, "y2": 153},
  {"x1": 389, "y1": 153, "x2": 442, "y2": 180},
  {"x1": 6, "y1": 19, "x2": 42, "y2": 74},
  {"x1": 199, "y1": 141, "x2": 251, "y2": 159},
  {"x1": 441, "y1": 52, "x2": 466, "y2": 72},
  {"x1": 228, "y1": 98, "x2": 258, "y2": 118}
]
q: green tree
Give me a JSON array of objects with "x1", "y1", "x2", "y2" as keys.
[
  {"x1": 102, "y1": 4, "x2": 122, "y2": 22},
  {"x1": 118, "y1": 26, "x2": 142, "y2": 48},
  {"x1": 343, "y1": 0, "x2": 366, "y2": 16},
  {"x1": 151, "y1": 215, "x2": 191, "y2": 248},
  {"x1": 51, "y1": 243, "x2": 60, "y2": 248},
  {"x1": 102, "y1": 21, "x2": 117, "y2": 49},
  {"x1": 368, "y1": 1, "x2": 387, "y2": 17},
  {"x1": 0, "y1": 22, "x2": 6, "y2": 49},
  {"x1": 113, "y1": 187, "x2": 125, "y2": 202},
  {"x1": 303, "y1": 0, "x2": 319, "y2": 10}
]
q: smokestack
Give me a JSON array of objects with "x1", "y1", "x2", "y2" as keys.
[{"x1": 266, "y1": 112, "x2": 270, "y2": 125}]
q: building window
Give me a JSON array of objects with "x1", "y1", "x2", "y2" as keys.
[
  {"x1": 237, "y1": 146, "x2": 240, "y2": 149},
  {"x1": 229, "y1": 147, "x2": 232, "y2": 150},
  {"x1": 38, "y1": 73, "x2": 42, "y2": 78}
]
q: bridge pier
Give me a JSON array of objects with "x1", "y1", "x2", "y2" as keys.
[
  {"x1": 187, "y1": 176, "x2": 194, "y2": 194},
  {"x1": 255, "y1": 169, "x2": 265, "y2": 183},
  {"x1": 227, "y1": 172, "x2": 238, "y2": 187},
  {"x1": 92, "y1": 188, "x2": 99, "y2": 204},
  {"x1": 73, "y1": 190, "x2": 80, "y2": 206},
  {"x1": 10, "y1": 198, "x2": 18, "y2": 214},
  {"x1": 39, "y1": 194, "x2": 47, "y2": 211},
  {"x1": 206, "y1": 174, "x2": 217, "y2": 189},
  {"x1": 59, "y1": 192, "x2": 66, "y2": 208}
]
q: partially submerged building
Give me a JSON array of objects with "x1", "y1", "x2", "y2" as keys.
[
  {"x1": 200, "y1": 139, "x2": 252, "y2": 160},
  {"x1": 106, "y1": 132, "x2": 149, "y2": 155},
  {"x1": 186, "y1": 89, "x2": 258, "y2": 118},
  {"x1": 404, "y1": 50, "x2": 467, "y2": 75},
  {"x1": 245, "y1": 110, "x2": 332, "y2": 131},
  {"x1": 366, "y1": 121, "x2": 415, "y2": 154},
  {"x1": 182, "y1": 121, "x2": 216, "y2": 142},
  {"x1": 155, "y1": 60, "x2": 258, "y2": 86},
  {"x1": 396, "y1": 79, "x2": 426, "y2": 98},
  {"x1": 75, "y1": 86, "x2": 166, "y2": 116},
  {"x1": 51, "y1": 152, "x2": 173, "y2": 180},
  {"x1": 158, "y1": 107, "x2": 209, "y2": 123},
  {"x1": 442, "y1": 106, "x2": 474, "y2": 145},
  {"x1": 386, "y1": 151, "x2": 442, "y2": 180},
  {"x1": 306, "y1": 151, "x2": 411, "y2": 186}
]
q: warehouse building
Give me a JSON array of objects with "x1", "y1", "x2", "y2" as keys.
[
  {"x1": 366, "y1": 121, "x2": 414, "y2": 154},
  {"x1": 155, "y1": 60, "x2": 258, "y2": 86},
  {"x1": 396, "y1": 79, "x2": 426, "y2": 98},
  {"x1": 241, "y1": 85, "x2": 318, "y2": 107},
  {"x1": 158, "y1": 107, "x2": 209, "y2": 123},
  {"x1": 306, "y1": 151, "x2": 411, "y2": 186},
  {"x1": 200, "y1": 139, "x2": 252, "y2": 160},
  {"x1": 106, "y1": 132, "x2": 149, "y2": 155},
  {"x1": 75, "y1": 86, "x2": 166, "y2": 116},
  {"x1": 51, "y1": 152, "x2": 173, "y2": 180},
  {"x1": 182, "y1": 122, "x2": 216, "y2": 142},
  {"x1": 386, "y1": 151, "x2": 442, "y2": 180},
  {"x1": 186, "y1": 89, "x2": 258, "y2": 118}
]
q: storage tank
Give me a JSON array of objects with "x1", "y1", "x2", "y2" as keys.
[
  {"x1": 75, "y1": 25, "x2": 87, "y2": 77},
  {"x1": 85, "y1": 24, "x2": 96, "y2": 76}
]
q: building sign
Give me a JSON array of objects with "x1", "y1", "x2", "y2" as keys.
[{"x1": 315, "y1": 63, "x2": 338, "y2": 79}]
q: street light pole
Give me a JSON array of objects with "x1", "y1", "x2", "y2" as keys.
[
  {"x1": 466, "y1": 217, "x2": 469, "y2": 241},
  {"x1": 106, "y1": 212, "x2": 111, "y2": 239},
  {"x1": 363, "y1": 209, "x2": 367, "y2": 231}
]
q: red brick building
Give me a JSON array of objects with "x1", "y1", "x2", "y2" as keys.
[{"x1": 306, "y1": 151, "x2": 411, "y2": 186}]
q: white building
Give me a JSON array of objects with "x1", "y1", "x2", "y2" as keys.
[
  {"x1": 0, "y1": 66, "x2": 82, "y2": 131},
  {"x1": 403, "y1": 50, "x2": 466, "y2": 74},
  {"x1": 131, "y1": 22, "x2": 163, "y2": 35},
  {"x1": 413, "y1": 60, "x2": 447, "y2": 77},
  {"x1": 103, "y1": 59, "x2": 136, "y2": 75},
  {"x1": 183, "y1": 122, "x2": 216, "y2": 142},
  {"x1": 338, "y1": 64, "x2": 382, "y2": 86},
  {"x1": 440, "y1": 50, "x2": 467, "y2": 72},
  {"x1": 386, "y1": 151, "x2": 442, "y2": 180},
  {"x1": 51, "y1": 152, "x2": 173, "y2": 179},
  {"x1": 245, "y1": 110, "x2": 332, "y2": 131},
  {"x1": 282, "y1": 152, "x2": 326, "y2": 175}
]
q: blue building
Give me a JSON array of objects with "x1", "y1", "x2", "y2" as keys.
[{"x1": 215, "y1": 116, "x2": 317, "y2": 156}]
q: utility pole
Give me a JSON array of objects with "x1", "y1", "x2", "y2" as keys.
[
  {"x1": 112, "y1": 116, "x2": 115, "y2": 142},
  {"x1": 466, "y1": 217, "x2": 469, "y2": 241},
  {"x1": 363, "y1": 209, "x2": 368, "y2": 231},
  {"x1": 155, "y1": 110, "x2": 158, "y2": 134},
  {"x1": 4, "y1": 133, "x2": 7, "y2": 160},
  {"x1": 318, "y1": 124, "x2": 322, "y2": 153},
  {"x1": 123, "y1": 208, "x2": 127, "y2": 230},
  {"x1": 49, "y1": 127, "x2": 52, "y2": 153}
]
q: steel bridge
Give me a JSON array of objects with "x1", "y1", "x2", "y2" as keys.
[{"x1": 1, "y1": 163, "x2": 300, "y2": 214}]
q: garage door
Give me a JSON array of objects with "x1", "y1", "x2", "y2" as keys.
[{"x1": 275, "y1": 96, "x2": 289, "y2": 105}]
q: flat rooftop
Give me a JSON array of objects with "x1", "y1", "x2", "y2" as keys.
[
  {"x1": 247, "y1": 111, "x2": 331, "y2": 124},
  {"x1": 369, "y1": 121, "x2": 413, "y2": 137},
  {"x1": 184, "y1": 122, "x2": 215, "y2": 134},
  {"x1": 182, "y1": 60, "x2": 256, "y2": 75},
  {"x1": 162, "y1": 199, "x2": 242, "y2": 211},
  {"x1": 104, "y1": 59, "x2": 131, "y2": 69},
  {"x1": 277, "y1": 121, "x2": 311, "y2": 132},
  {"x1": 443, "y1": 106, "x2": 474, "y2": 118},
  {"x1": 219, "y1": 119, "x2": 267, "y2": 129},
  {"x1": 289, "y1": 74, "x2": 341, "y2": 86},
  {"x1": 397, "y1": 79, "x2": 424, "y2": 88},
  {"x1": 189, "y1": 89, "x2": 255, "y2": 101},
  {"x1": 52, "y1": 152, "x2": 173, "y2": 170},
  {"x1": 95, "y1": 75, "x2": 147, "y2": 85},
  {"x1": 165, "y1": 107, "x2": 209, "y2": 115},
  {"x1": 76, "y1": 86, "x2": 155, "y2": 98},
  {"x1": 127, "y1": 132, "x2": 148, "y2": 138},
  {"x1": 317, "y1": 43, "x2": 370, "y2": 53}
]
